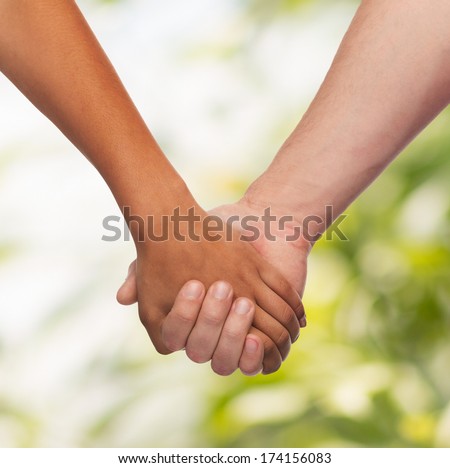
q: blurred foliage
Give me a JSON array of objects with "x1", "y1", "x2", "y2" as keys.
[
  {"x1": 1, "y1": 0, "x2": 449, "y2": 449},
  {"x1": 197, "y1": 110, "x2": 450, "y2": 447},
  {"x1": 238, "y1": 0, "x2": 350, "y2": 21},
  {"x1": 82, "y1": 0, "x2": 448, "y2": 448}
]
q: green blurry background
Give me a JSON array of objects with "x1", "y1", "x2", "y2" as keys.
[{"x1": 0, "y1": 0, "x2": 449, "y2": 448}]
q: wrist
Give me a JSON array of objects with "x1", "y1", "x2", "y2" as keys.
[
  {"x1": 130, "y1": 203, "x2": 205, "y2": 252},
  {"x1": 244, "y1": 153, "x2": 345, "y2": 247},
  {"x1": 119, "y1": 173, "x2": 202, "y2": 248},
  {"x1": 237, "y1": 191, "x2": 314, "y2": 255}
]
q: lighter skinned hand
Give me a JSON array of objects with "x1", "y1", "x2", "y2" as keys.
[{"x1": 120, "y1": 266, "x2": 265, "y2": 376}]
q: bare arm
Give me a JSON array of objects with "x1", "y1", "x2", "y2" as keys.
[
  {"x1": 0, "y1": 0, "x2": 188, "y2": 216},
  {"x1": 118, "y1": 0, "x2": 450, "y2": 367},
  {"x1": 0, "y1": 0, "x2": 304, "y2": 374},
  {"x1": 245, "y1": 0, "x2": 450, "y2": 236}
]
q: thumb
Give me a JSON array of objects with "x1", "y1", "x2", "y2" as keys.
[{"x1": 116, "y1": 259, "x2": 138, "y2": 305}]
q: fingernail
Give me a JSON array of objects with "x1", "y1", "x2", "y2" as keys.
[
  {"x1": 300, "y1": 316, "x2": 307, "y2": 328},
  {"x1": 235, "y1": 299, "x2": 252, "y2": 315},
  {"x1": 183, "y1": 281, "x2": 203, "y2": 299},
  {"x1": 212, "y1": 281, "x2": 230, "y2": 300},
  {"x1": 245, "y1": 337, "x2": 259, "y2": 354}
]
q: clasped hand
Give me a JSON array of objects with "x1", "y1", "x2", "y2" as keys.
[{"x1": 117, "y1": 199, "x2": 310, "y2": 376}]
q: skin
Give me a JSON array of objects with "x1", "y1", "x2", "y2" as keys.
[
  {"x1": 119, "y1": 202, "x2": 310, "y2": 375},
  {"x1": 0, "y1": 0, "x2": 305, "y2": 374},
  {"x1": 120, "y1": 0, "x2": 450, "y2": 374}
]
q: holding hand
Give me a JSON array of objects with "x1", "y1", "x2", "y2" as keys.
[
  {"x1": 118, "y1": 200, "x2": 310, "y2": 376},
  {"x1": 121, "y1": 269, "x2": 265, "y2": 376},
  {"x1": 120, "y1": 202, "x2": 305, "y2": 375}
]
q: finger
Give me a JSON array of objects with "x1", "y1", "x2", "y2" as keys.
[
  {"x1": 255, "y1": 285, "x2": 300, "y2": 343},
  {"x1": 259, "y1": 266, "x2": 306, "y2": 324},
  {"x1": 251, "y1": 301, "x2": 292, "y2": 361},
  {"x1": 300, "y1": 314, "x2": 307, "y2": 328},
  {"x1": 161, "y1": 280, "x2": 206, "y2": 352},
  {"x1": 185, "y1": 281, "x2": 233, "y2": 364},
  {"x1": 211, "y1": 298, "x2": 257, "y2": 376},
  {"x1": 139, "y1": 304, "x2": 172, "y2": 355},
  {"x1": 239, "y1": 334, "x2": 264, "y2": 376},
  {"x1": 116, "y1": 259, "x2": 138, "y2": 305},
  {"x1": 249, "y1": 325, "x2": 283, "y2": 374}
]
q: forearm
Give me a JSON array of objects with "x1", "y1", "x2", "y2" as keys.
[
  {"x1": 246, "y1": 0, "x2": 450, "y2": 238},
  {"x1": 0, "y1": 0, "x2": 194, "y2": 227}
]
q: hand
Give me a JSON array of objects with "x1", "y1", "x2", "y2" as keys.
[
  {"x1": 164, "y1": 280, "x2": 266, "y2": 376},
  {"x1": 121, "y1": 270, "x2": 265, "y2": 376},
  {"x1": 209, "y1": 200, "x2": 310, "y2": 301},
  {"x1": 118, "y1": 200, "x2": 310, "y2": 375},
  {"x1": 120, "y1": 203, "x2": 304, "y2": 374}
]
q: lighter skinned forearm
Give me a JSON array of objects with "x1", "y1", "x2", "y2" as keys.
[
  {"x1": 0, "y1": 0, "x2": 193, "y2": 220},
  {"x1": 245, "y1": 0, "x2": 450, "y2": 238}
]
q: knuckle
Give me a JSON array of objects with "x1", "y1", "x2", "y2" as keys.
[
  {"x1": 267, "y1": 300, "x2": 300, "y2": 342},
  {"x1": 220, "y1": 325, "x2": 242, "y2": 341},
  {"x1": 275, "y1": 328, "x2": 291, "y2": 349},
  {"x1": 239, "y1": 362, "x2": 261, "y2": 377},
  {"x1": 211, "y1": 360, "x2": 235, "y2": 377},
  {"x1": 278, "y1": 303, "x2": 296, "y2": 325},
  {"x1": 201, "y1": 311, "x2": 224, "y2": 328},
  {"x1": 263, "y1": 360, "x2": 282, "y2": 375},
  {"x1": 138, "y1": 304, "x2": 160, "y2": 329},
  {"x1": 276, "y1": 276, "x2": 302, "y2": 311},
  {"x1": 161, "y1": 321, "x2": 183, "y2": 352},
  {"x1": 138, "y1": 307, "x2": 172, "y2": 356},
  {"x1": 163, "y1": 337, "x2": 183, "y2": 353},
  {"x1": 173, "y1": 308, "x2": 197, "y2": 326},
  {"x1": 275, "y1": 330, "x2": 291, "y2": 361},
  {"x1": 185, "y1": 345, "x2": 209, "y2": 364},
  {"x1": 262, "y1": 338, "x2": 277, "y2": 357},
  {"x1": 261, "y1": 339, "x2": 282, "y2": 374},
  {"x1": 154, "y1": 341, "x2": 171, "y2": 356},
  {"x1": 138, "y1": 310, "x2": 152, "y2": 329}
]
